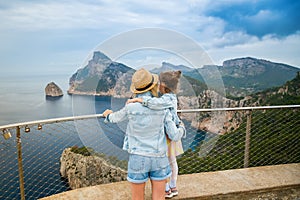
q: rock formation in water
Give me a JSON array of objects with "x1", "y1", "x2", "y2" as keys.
[
  {"x1": 45, "y1": 82, "x2": 63, "y2": 97},
  {"x1": 60, "y1": 148, "x2": 127, "y2": 189}
]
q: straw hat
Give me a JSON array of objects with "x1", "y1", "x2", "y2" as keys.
[{"x1": 130, "y1": 68, "x2": 159, "y2": 93}]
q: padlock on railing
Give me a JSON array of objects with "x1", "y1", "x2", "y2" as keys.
[{"x1": 2, "y1": 129, "x2": 12, "y2": 140}]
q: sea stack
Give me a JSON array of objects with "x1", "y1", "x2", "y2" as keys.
[{"x1": 45, "y1": 82, "x2": 63, "y2": 98}]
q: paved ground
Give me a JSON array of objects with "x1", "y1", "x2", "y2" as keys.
[{"x1": 40, "y1": 163, "x2": 300, "y2": 200}]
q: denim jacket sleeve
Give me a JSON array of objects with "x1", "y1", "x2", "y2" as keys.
[
  {"x1": 104, "y1": 107, "x2": 127, "y2": 123},
  {"x1": 164, "y1": 109, "x2": 185, "y2": 142},
  {"x1": 142, "y1": 95, "x2": 173, "y2": 110}
]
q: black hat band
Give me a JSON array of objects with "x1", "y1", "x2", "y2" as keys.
[{"x1": 136, "y1": 76, "x2": 154, "y2": 91}]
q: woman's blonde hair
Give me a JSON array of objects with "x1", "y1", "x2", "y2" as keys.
[
  {"x1": 150, "y1": 84, "x2": 159, "y2": 97},
  {"x1": 132, "y1": 83, "x2": 158, "y2": 98}
]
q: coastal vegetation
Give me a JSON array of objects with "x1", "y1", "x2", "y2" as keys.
[
  {"x1": 177, "y1": 73, "x2": 300, "y2": 174},
  {"x1": 177, "y1": 108, "x2": 300, "y2": 174},
  {"x1": 70, "y1": 146, "x2": 128, "y2": 170}
]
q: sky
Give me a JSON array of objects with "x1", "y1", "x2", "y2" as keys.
[{"x1": 0, "y1": 0, "x2": 300, "y2": 76}]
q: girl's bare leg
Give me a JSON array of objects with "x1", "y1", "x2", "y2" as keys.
[{"x1": 168, "y1": 155, "x2": 178, "y2": 189}]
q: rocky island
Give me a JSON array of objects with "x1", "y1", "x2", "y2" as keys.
[{"x1": 45, "y1": 82, "x2": 63, "y2": 98}]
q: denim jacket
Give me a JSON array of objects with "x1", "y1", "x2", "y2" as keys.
[
  {"x1": 105, "y1": 92, "x2": 185, "y2": 157},
  {"x1": 141, "y1": 93, "x2": 181, "y2": 125}
]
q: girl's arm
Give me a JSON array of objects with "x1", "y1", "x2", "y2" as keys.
[
  {"x1": 143, "y1": 95, "x2": 174, "y2": 110},
  {"x1": 126, "y1": 98, "x2": 143, "y2": 104},
  {"x1": 126, "y1": 96, "x2": 173, "y2": 110},
  {"x1": 164, "y1": 109, "x2": 185, "y2": 141}
]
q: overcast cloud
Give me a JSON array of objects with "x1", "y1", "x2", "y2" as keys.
[{"x1": 0, "y1": 0, "x2": 299, "y2": 75}]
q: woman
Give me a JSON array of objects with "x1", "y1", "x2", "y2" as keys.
[
  {"x1": 102, "y1": 68, "x2": 185, "y2": 200},
  {"x1": 127, "y1": 70, "x2": 184, "y2": 198}
]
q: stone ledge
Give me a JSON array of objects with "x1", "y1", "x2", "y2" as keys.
[{"x1": 40, "y1": 163, "x2": 300, "y2": 200}]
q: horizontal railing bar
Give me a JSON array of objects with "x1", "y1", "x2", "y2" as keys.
[
  {"x1": 0, "y1": 114, "x2": 105, "y2": 130},
  {"x1": 178, "y1": 105, "x2": 300, "y2": 113},
  {"x1": 1, "y1": 105, "x2": 299, "y2": 130}
]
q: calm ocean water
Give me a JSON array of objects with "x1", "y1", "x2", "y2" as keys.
[
  {"x1": 0, "y1": 73, "x2": 123, "y2": 199},
  {"x1": 0, "y1": 73, "x2": 74, "y2": 125},
  {"x1": 0, "y1": 73, "x2": 207, "y2": 199}
]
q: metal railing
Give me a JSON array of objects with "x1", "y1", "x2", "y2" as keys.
[{"x1": 0, "y1": 105, "x2": 299, "y2": 200}]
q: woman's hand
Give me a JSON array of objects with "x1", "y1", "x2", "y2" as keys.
[
  {"x1": 103, "y1": 109, "x2": 113, "y2": 117},
  {"x1": 126, "y1": 98, "x2": 143, "y2": 104}
]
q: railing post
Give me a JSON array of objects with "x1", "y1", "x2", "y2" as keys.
[
  {"x1": 16, "y1": 126, "x2": 25, "y2": 200},
  {"x1": 244, "y1": 110, "x2": 252, "y2": 168}
]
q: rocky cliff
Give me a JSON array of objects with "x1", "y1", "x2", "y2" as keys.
[
  {"x1": 178, "y1": 90, "x2": 245, "y2": 134},
  {"x1": 183, "y1": 72, "x2": 300, "y2": 134},
  {"x1": 45, "y1": 82, "x2": 63, "y2": 97},
  {"x1": 68, "y1": 51, "x2": 133, "y2": 97},
  {"x1": 60, "y1": 148, "x2": 127, "y2": 189}
]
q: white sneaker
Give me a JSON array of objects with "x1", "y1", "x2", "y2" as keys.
[
  {"x1": 165, "y1": 190, "x2": 174, "y2": 198},
  {"x1": 171, "y1": 188, "x2": 178, "y2": 196}
]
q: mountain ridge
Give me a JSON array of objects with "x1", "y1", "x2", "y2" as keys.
[{"x1": 68, "y1": 51, "x2": 300, "y2": 97}]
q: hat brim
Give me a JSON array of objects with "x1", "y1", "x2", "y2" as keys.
[{"x1": 130, "y1": 74, "x2": 159, "y2": 94}]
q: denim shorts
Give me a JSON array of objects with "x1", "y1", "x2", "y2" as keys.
[{"x1": 127, "y1": 154, "x2": 171, "y2": 184}]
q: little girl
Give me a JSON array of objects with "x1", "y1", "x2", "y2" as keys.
[{"x1": 128, "y1": 70, "x2": 184, "y2": 198}]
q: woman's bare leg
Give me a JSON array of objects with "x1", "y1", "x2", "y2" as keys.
[
  {"x1": 131, "y1": 182, "x2": 146, "y2": 200},
  {"x1": 151, "y1": 179, "x2": 166, "y2": 200}
]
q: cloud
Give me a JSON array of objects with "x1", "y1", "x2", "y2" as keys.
[
  {"x1": 0, "y1": 1, "x2": 120, "y2": 31},
  {"x1": 0, "y1": 0, "x2": 189, "y2": 31},
  {"x1": 200, "y1": 0, "x2": 300, "y2": 37},
  {"x1": 207, "y1": 31, "x2": 300, "y2": 67},
  {"x1": 0, "y1": 0, "x2": 299, "y2": 73},
  {"x1": 1, "y1": 0, "x2": 299, "y2": 38}
]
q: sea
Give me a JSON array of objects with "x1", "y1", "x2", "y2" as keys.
[
  {"x1": 0, "y1": 72, "x2": 207, "y2": 199},
  {"x1": 0, "y1": 73, "x2": 75, "y2": 126}
]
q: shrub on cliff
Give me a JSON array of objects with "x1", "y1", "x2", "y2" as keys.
[{"x1": 70, "y1": 146, "x2": 94, "y2": 156}]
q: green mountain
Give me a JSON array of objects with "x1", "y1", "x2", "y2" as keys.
[
  {"x1": 242, "y1": 72, "x2": 300, "y2": 106},
  {"x1": 184, "y1": 57, "x2": 300, "y2": 97},
  {"x1": 151, "y1": 62, "x2": 194, "y2": 74},
  {"x1": 180, "y1": 75, "x2": 208, "y2": 96},
  {"x1": 156, "y1": 57, "x2": 300, "y2": 97},
  {"x1": 219, "y1": 57, "x2": 300, "y2": 96}
]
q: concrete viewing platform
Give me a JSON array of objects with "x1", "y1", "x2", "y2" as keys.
[{"x1": 40, "y1": 163, "x2": 300, "y2": 200}]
